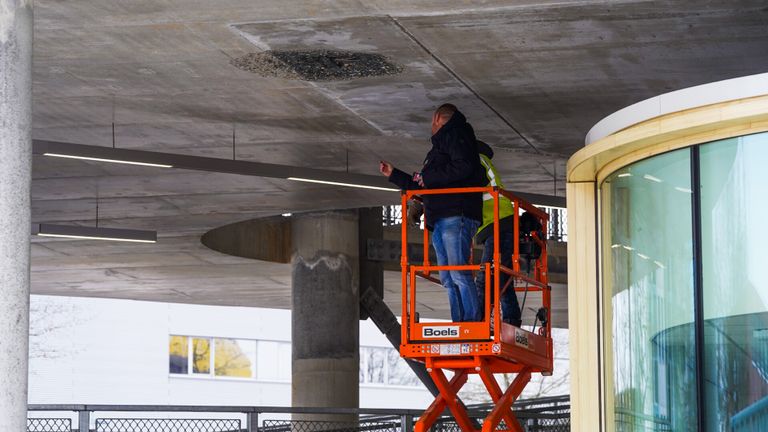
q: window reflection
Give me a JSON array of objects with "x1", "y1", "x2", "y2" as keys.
[
  {"x1": 387, "y1": 349, "x2": 420, "y2": 386},
  {"x1": 700, "y1": 135, "x2": 768, "y2": 431},
  {"x1": 192, "y1": 338, "x2": 210, "y2": 374},
  {"x1": 168, "y1": 335, "x2": 188, "y2": 374},
  {"x1": 167, "y1": 336, "x2": 420, "y2": 388},
  {"x1": 602, "y1": 149, "x2": 698, "y2": 431},
  {"x1": 214, "y1": 339, "x2": 255, "y2": 378},
  {"x1": 359, "y1": 346, "x2": 420, "y2": 387}
]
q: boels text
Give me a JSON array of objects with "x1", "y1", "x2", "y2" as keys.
[
  {"x1": 514, "y1": 329, "x2": 530, "y2": 349},
  {"x1": 422, "y1": 326, "x2": 460, "y2": 338}
]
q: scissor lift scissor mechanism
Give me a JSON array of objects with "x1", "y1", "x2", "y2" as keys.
[{"x1": 399, "y1": 187, "x2": 553, "y2": 432}]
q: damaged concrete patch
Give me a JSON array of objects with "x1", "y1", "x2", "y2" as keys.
[{"x1": 231, "y1": 50, "x2": 403, "y2": 81}]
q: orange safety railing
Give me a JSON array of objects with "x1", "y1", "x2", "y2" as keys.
[{"x1": 398, "y1": 186, "x2": 553, "y2": 432}]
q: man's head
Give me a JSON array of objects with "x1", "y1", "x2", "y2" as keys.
[{"x1": 431, "y1": 103, "x2": 457, "y2": 135}]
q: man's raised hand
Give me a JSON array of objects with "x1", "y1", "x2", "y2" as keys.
[{"x1": 379, "y1": 160, "x2": 393, "y2": 177}]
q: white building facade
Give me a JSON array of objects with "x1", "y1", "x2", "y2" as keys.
[{"x1": 28, "y1": 295, "x2": 432, "y2": 409}]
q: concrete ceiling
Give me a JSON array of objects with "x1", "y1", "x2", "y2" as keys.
[{"x1": 30, "y1": 0, "x2": 768, "y2": 323}]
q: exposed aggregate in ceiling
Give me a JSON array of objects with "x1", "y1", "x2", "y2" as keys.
[{"x1": 231, "y1": 49, "x2": 403, "y2": 81}]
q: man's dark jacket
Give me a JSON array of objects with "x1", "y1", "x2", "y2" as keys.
[{"x1": 388, "y1": 111, "x2": 485, "y2": 230}]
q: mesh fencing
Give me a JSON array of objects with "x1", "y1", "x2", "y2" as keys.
[
  {"x1": 95, "y1": 418, "x2": 241, "y2": 432},
  {"x1": 258, "y1": 411, "x2": 569, "y2": 432},
  {"x1": 27, "y1": 418, "x2": 72, "y2": 432},
  {"x1": 430, "y1": 416, "x2": 569, "y2": 432},
  {"x1": 262, "y1": 419, "x2": 401, "y2": 432},
  {"x1": 27, "y1": 396, "x2": 570, "y2": 432},
  {"x1": 518, "y1": 415, "x2": 570, "y2": 432}
]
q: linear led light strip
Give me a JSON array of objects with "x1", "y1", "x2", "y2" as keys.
[
  {"x1": 43, "y1": 153, "x2": 397, "y2": 191},
  {"x1": 43, "y1": 153, "x2": 173, "y2": 168},
  {"x1": 37, "y1": 232, "x2": 156, "y2": 243},
  {"x1": 35, "y1": 224, "x2": 157, "y2": 243},
  {"x1": 287, "y1": 177, "x2": 399, "y2": 192}
]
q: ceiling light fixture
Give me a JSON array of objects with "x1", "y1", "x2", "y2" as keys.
[
  {"x1": 287, "y1": 177, "x2": 399, "y2": 192},
  {"x1": 34, "y1": 141, "x2": 567, "y2": 206},
  {"x1": 643, "y1": 174, "x2": 662, "y2": 183},
  {"x1": 35, "y1": 224, "x2": 157, "y2": 243},
  {"x1": 617, "y1": 173, "x2": 632, "y2": 178},
  {"x1": 43, "y1": 153, "x2": 173, "y2": 168}
]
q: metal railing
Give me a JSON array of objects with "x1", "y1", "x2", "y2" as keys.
[
  {"x1": 382, "y1": 205, "x2": 403, "y2": 227},
  {"x1": 540, "y1": 207, "x2": 567, "y2": 242},
  {"x1": 613, "y1": 409, "x2": 672, "y2": 431},
  {"x1": 732, "y1": 395, "x2": 768, "y2": 431},
  {"x1": 382, "y1": 205, "x2": 567, "y2": 242},
  {"x1": 28, "y1": 396, "x2": 570, "y2": 432}
]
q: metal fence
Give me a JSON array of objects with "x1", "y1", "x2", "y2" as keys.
[
  {"x1": 28, "y1": 395, "x2": 569, "y2": 432},
  {"x1": 96, "y1": 418, "x2": 241, "y2": 432},
  {"x1": 27, "y1": 418, "x2": 72, "y2": 432},
  {"x1": 540, "y1": 207, "x2": 567, "y2": 242},
  {"x1": 261, "y1": 419, "x2": 401, "y2": 432}
]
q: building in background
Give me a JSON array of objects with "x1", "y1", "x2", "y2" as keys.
[
  {"x1": 28, "y1": 295, "x2": 428, "y2": 408},
  {"x1": 28, "y1": 295, "x2": 569, "y2": 408}
]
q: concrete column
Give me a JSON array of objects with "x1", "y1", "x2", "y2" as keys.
[
  {"x1": 291, "y1": 210, "x2": 359, "y2": 421},
  {"x1": 0, "y1": 1, "x2": 33, "y2": 431}
]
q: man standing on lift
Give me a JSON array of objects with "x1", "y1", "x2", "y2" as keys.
[
  {"x1": 474, "y1": 140, "x2": 522, "y2": 327},
  {"x1": 379, "y1": 104, "x2": 485, "y2": 322}
]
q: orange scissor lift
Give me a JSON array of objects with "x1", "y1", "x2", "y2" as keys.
[{"x1": 399, "y1": 186, "x2": 553, "y2": 432}]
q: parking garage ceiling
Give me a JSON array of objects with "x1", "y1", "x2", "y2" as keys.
[{"x1": 30, "y1": 0, "x2": 768, "y2": 323}]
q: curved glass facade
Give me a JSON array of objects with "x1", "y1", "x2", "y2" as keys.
[{"x1": 601, "y1": 132, "x2": 768, "y2": 431}]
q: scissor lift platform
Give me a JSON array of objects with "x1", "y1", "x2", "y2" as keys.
[{"x1": 398, "y1": 187, "x2": 553, "y2": 432}]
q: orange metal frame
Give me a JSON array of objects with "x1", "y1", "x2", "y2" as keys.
[{"x1": 399, "y1": 186, "x2": 553, "y2": 432}]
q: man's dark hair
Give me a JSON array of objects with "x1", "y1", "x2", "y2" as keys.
[{"x1": 435, "y1": 103, "x2": 457, "y2": 121}]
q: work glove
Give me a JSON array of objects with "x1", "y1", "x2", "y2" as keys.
[{"x1": 406, "y1": 199, "x2": 424, "y2": 227}]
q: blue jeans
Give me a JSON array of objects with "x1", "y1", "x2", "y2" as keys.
[
  {"x1": 432, "y1": 216, "x2": 481, "y2": 322},
  {"x1": 475, "y1": 231, "x2": 522, "y2": 326}
]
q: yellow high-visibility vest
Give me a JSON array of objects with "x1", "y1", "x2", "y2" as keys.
[{"x1": 477, "y1": 154, "x2": 514, "y2": 239}]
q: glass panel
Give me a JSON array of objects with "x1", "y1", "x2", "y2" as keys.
[
  {"x1": 602, "y1": 149, "x2": 698, "y2": 431},
  {"x1": 214, "y1": 338, "x2": 256, "y2": 378},
  {"x1": 168, "y1": 335, "x2": 188, "y2": 374},
  {"x1": 700, "y1": 134, "x2": 768, "y2": 432},
  {"x1": 192, "y1": 337, "x2": 211, "y2": 374},
  {"x1": 256, "y1": 341, "x2": 291, "y2": 381},
  {"x1": 386, "y1": 349, "x2": 420, "y2": 386},
  {"x1": 360, "y1": 347, "x2": 386, "y2": 384},
  {"x1": 277, "y1": 342, "x2": 291, "y2": 381}
]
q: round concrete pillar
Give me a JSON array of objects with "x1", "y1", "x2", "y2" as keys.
[
  {"x1": 291, "y1": 210, "x2": 359, "y2": 421},
  {"x1": 0, "y1": 1, "x2": 33, "y2": 431}
]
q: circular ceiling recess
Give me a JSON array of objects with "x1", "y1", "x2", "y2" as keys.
[{"x1": 230, "y1": 49, "x2": 403, "y2": 81}]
